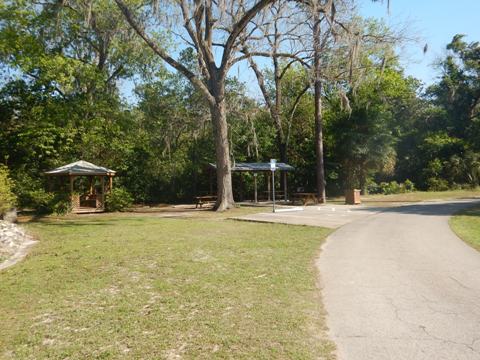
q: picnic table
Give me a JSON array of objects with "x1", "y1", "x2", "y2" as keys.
[
  {"x1": 292, "y1": 192, "x2": 318, "y2": 205},
  {"x1": 262, "y1": 190, "x2": 285, "y2": 200},
  {"x1": 195, "y1": 195, "x2": 217, "y2": 208}
]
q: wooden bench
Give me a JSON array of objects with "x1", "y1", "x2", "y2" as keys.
[
  {"x1": 195, "y1": 195, "x2": 217, "y2": 208},
  {"x1": 292, "y1": 192, "x2": 318, "y2": 206}
]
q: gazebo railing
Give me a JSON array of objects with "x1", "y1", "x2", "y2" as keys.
[{"x1": 71, "y1": 193, "x2": 105, "y2": 210}]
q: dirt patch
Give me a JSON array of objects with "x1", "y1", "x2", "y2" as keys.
[{"x1": 0, "y1": 220, "x2": 37, "y2": 271}]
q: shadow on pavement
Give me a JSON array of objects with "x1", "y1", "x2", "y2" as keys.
[{"x1": 375, "y1": 199, "x2": 480, "y2": 217}]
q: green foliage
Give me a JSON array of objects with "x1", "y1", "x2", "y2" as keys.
[
  {"x1": 105, "y1": 187, "x2": 133, "y2": 212},
  {"x1": 50, "y1": 193, "x2": 73, "y2": 215},
  {"x1": 26, "y1": 189, "x2": 54, "y2": 214},
  {"x1": 0, "y1": 166, "x2": 16, "y2": 215},
  {"x1": 379, "y1": 181, "x2": 402, "y2": 195},
  {"x1": 327, "y1": 68, "x2": 412, "y2": 192},
  {"x1": 426, "y1": 178, "x2": 450, "y2": 192},
  {"x1": 0, "y1": 10, "x2": 479, "y2": 204},
  {"x1": 23, "y1": 190, "x2": 71, "y2": 215},
  {"x1": 368, "y1": 180, "x2": 415, "y2": 195},
  {"x1": 404, "y1": 179, "x2": 415, "y2": 192},
  {"x1": 394, "y1": 35, "x2": 480, "y2": 190}
]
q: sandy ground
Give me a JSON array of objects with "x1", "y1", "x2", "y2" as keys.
[{"x1": 0, "y1": 220, "x2": 37, "y2": 271}]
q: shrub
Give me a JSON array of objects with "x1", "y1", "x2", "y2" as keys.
[
  {"x1": 426, "y1": 178, "x2": 449, "y2": 191},
  {"x1": 404, "y1": 179, "x2": 415, "y2": 192},
  {"x1": 366, "y1": 180, "x2": 381, "y2": 194},
  {"x1": 378, "y1": 181, "x2": 412, "y2": 195},
  {"x1": 27, "y1": 189, "x2": 55, "y2": 214},
  {"x1": 50, "y1": 192, "x2": 72, "y2": 215},
  {"x1": 379, "y1": 181, "x2": 400, "y2": 195},
  {"x1": 21, "y1": 189, "x2": 73, "y2": 215},
  {"x1": 0, "y1": 166, "x2": 16, "y2": 216},
  {"x1": 105, "y1": 187, "x2": 133, "y2": 212}
]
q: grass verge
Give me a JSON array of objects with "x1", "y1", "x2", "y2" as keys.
[
  {"x1": 0, "y1": 215, "x2": 334, "y2": 359},
  {"x1": 450, "y1": 206, "x2": 480, "y2": 252}
]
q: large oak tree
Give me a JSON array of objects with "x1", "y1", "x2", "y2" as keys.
[{"x1": 115, "y1": 0, "x2": 279, "y2": 210}]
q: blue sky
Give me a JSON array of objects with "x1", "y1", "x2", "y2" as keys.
[{"x1": 359, "y1": 0, "x2": 480, "y2": 85}]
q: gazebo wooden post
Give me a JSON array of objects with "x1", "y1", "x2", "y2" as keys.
[
  {"x1": 69, "y1": 175, "x2": 79, "y2": 211},
  {"x1": 284, "y1": 171, "x2": 288, "y2": 202},
  {"x1": 109, "y1": 175, "x2": 113, "y2": 193},
  {"x1": 100, "y1": 176, "x2": 105, "y2": 209},
  {"x1": 69, "y1": 175, "x2": 74, "y2": 194},
  {"x1": 89, "y1": 177, "x2": 94, "y2": 195},
  {"x1": 253, "y1": 173, "x2": 258, "y2": 203}
]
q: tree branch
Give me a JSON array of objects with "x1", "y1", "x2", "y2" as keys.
[
  {"x1": 114, "y1": 0, "x2": 215, "y2": 105},
  {"x1": 220, "y1": 0, "x2": 275, "y2": 78},
  {"x1": 231, "y1": 51, "x2": 310, "y2": 68}
]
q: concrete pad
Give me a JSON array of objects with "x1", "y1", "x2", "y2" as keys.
[{"x1": 234, "y1": 204, "x2": 381, "y2": 228}]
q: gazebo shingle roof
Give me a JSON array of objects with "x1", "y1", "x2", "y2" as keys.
[{"x1": 45, "y1": 160, "x2": 116, "y2": 176}]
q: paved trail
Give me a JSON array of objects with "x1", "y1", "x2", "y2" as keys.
[{"x1": 318, "y1": 200, "x2": 480, "y2": 360}]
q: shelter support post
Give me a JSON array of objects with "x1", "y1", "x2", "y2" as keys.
[
  {"x1": 254, "y1": 173, "x2": 258, "y2": 203},
  {"x1": 239, "y1": 172, "x2": 244, "y2": 202},
  {"x1": 209, "y1": 169, "x2": 213, "y2": 195},
  {"x1": 267, "y1": 173, "x2": 271, "y2": 201},
  {"x1": 109, "y1": 176, "x2": 113, "y2": 193},
  {"x1": 100, "y1": 176, "x2": 105, "y2": 210},
  {"x1": 89, "y1": 177, "x2": 94, "y2": 195}
]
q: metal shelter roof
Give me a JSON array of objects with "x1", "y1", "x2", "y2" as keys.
[
  {"x1": 45, "y1": 160, "x2": 116, "y2": 176},
  {"x1": 209, "y1": 162, "x2": 294, "y2": 172}
]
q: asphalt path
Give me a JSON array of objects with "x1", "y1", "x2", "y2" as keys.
[{"x1": 318, "y1": 200, "x2": 480, "y2": 360}]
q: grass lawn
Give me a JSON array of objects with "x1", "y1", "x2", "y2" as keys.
[
  {"x1": 450, "y1": 206, "x2": 480, "y2": 252},
  {"x1": 0, "y1": 214, "x2": 335, "y2": 359}
]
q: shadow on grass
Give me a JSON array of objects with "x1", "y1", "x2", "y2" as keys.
[
  {"x1": 454, "y1": 206, "x2": 480, "y2": 217},
  {"x1": 23, "y1": 216, "x2": 155, "y2": 227}
]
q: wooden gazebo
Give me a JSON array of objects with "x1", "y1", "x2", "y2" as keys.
[{"x1": 45, "y1": 160, "x2": 116, "y2": 213}]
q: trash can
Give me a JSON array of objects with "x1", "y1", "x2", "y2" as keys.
[{"x1": 345, "y1": 189, "x2": 361, "y2": 205}]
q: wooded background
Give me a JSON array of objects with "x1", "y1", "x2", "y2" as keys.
[{"x1": 0, "y1": 0, "x2": 479, "y2": 211}]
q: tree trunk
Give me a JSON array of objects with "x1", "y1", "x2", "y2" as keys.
[
  {"x1": 210, "y1": 98, "x2": 235, "y2": 211},
  {"x1": 192, "y1": 138, "x2": 198, "y2": 198},
  {"x1": 279, "y1": 142, "x2": 288, "y2": 200},
  {"x1": 313, "y1": 12, "x2": 326, "y2": 204},
  {"x1": 359, "y1": 168, "x2": 368, "y2": 195}
]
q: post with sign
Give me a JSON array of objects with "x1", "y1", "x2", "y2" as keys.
[{"x1": 270, "y1": 159, "x2": 276, "y2": 213}]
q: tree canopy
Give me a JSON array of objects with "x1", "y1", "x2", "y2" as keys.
[{"x1": 0, "y1": 0, "x2": 479, "y2": 213}]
